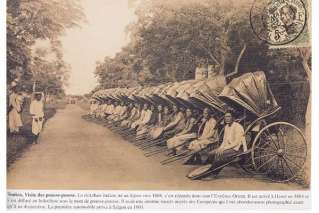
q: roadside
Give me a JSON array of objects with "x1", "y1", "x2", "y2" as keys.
[{"x1": 7, "y1": 99, "x2": 67, "y2": 169}]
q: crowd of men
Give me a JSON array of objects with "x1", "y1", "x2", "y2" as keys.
[
  {"x1": 87, "y1": 96, "x2": 247, "y2": 177},
  {"x1": 8, "y1": 84, "x2": 45, "y2": 143}
]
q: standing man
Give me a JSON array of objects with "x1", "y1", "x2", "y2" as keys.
[
  {"x1": 30, "y1": 92, "x2": 45, "y2": 143},
  {"x1": 8, "y1": 86, "x2": 24, "y2": 134}
]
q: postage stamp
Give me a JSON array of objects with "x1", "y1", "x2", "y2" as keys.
[{"x1": 250, "y1": 0, "x2": 310, "y2": 48}]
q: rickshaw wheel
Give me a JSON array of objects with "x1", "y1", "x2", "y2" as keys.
[
  {"x1": 238, "y1": 132, "x2": 266, "y2": 175},
  {"x1": 251, "y1": 122, "x2": 307, "y2": 182}
]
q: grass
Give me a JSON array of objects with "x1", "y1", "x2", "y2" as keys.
[{"x1": 7, "y1": 99, "x2": 67, "y2": 169}]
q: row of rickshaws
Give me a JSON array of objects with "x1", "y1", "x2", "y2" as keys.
[{"x1": 89, "y1": 71, "x2": 307, "y2": 182}]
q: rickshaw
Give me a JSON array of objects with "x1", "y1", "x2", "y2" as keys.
[
  {"x1": 155, "y1": 76, "x2": 227, "y2": 162},
  {"x1": 143, "y1": 77, "x2": 227, "y2": 157},
  {"x1": 187, "y1": 71, "x2": 307, "y2": 183}
]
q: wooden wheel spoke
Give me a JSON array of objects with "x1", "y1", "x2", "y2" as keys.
[
  {"x1": 267, "y1": 156, "x2": 278, "y2": 173},
  {"x1": 285, "y1": 153, "x2": 306, "y2": 159},
  {"x1": 264, "y1": 130, "x2": 280, "y2": 149},
  {"x1": 277, "y1": 127, "x2": 286, "y2": 149},
  {"x1": 282, "y1": 157, "x2": 295, "y2": 176},
  {"x1": 261, "y1": 132, "x2": 279, "y2": 150},
  {"x1": 280, "y1": 158, "x2": 285, "y2": 178},
  {"x1": 283, "y1": 156, "x2": 302, "y2": 170},
  {"x1": 273, "y1": 155, "x2": 280, "y2": 175},
  {"x1": 257, "y1": 137, "x2": 277, "y2": 151},
  {"x1": 254, "y1": 153, "x2": 276, "y2": 159},
  {"x1": 255, "y1": 145, "x2": 276, "y2": 152},
  {"x1": 256, "y1": 155, "x2": 276, "y2": 171},
  {"x1": 286, "y1": 146, "x2": 306, "y2": 152}
]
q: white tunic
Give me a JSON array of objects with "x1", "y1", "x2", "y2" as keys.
[
  {"x1": 30, "y1": 99, "x2": 44, "y2": 135},
  {"x1": 198, "y1": 118, "x2": 217, "y2": 140},
  {"x1": 8, "y1": 92, "x2": 23, "y2": 133},
  {"x1": 140, "y1": 109, "x2": 152, "y2": 125},
  {"x1": 220, "y1": 122, "x2": 247, "y2": 152},
  {"x1": 30, "y1": 100, "x2": 44, "y2": 117}
]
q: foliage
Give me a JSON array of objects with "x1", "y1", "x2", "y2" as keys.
[
  {"x1": 93, "y1": 0, "x2": 310, "y2": 127},
  {"x1": 7, "y1": 0, "x2": 85, "y2": 95},
  {"x1": 95, "y1": 0, "x2": 268, "y2": 86},
  {"x1": 94, "y1": 46, "x2": 140, "y2": 88}
]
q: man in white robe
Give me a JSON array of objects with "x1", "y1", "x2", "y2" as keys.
[
  {"x1": 131, "y1": 103, "x2": 149, "y2": 129},
  {"x1": 113, "y1": 102, "x2": 128, "y2": 122},
  {"x1": 30, "y1": 92, "x2": 45, "y2": 141},
  {"x1": 136, "y1": 104, "x2": 154, "y2": 136},
  {"x1": 8, "y1": 88, "x2": 24, "y2": 133},
  {"x1": 206, "y1": 110, "x2": 247, "y2": 175},
  {"x1": 161, "y1": 105, "x2": 185, "y2": 137},
  {"x1": 167, "y1": 108, "x2": 198, "y2": 154},
  {"x1": 107, "y1": 102, "x2": 121, "y2": 121},
  {"x1": 105, "y1": 102, "x2": 115, "y2": 116},
  {"x1": 188, "y1": 108, "x2": 218, "y2": 151},
  {"x1": 120, "y1": 103, "x2": 139, "y2": 127}
]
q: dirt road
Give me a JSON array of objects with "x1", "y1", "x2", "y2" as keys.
[{"x1": 7, "y1": 105, "x2": 303, "y2": 190}]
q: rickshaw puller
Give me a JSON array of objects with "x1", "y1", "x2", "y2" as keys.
[{"x1": 206, "y1": 110, "x2": 247, "y2": 175}]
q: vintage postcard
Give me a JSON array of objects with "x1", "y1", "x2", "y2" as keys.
[{"x1": 6, "y1": 0, "x2": 311, "y2": 210}]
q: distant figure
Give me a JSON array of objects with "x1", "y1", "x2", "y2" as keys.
[
  {"x1": 8, "y1": 86, "x2": 24, "y2": 133},
  {"x1": 30, "y1": 92, "x2": 45, "y2": 142}
]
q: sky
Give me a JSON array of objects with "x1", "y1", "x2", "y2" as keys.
[{"x1": 61, "y1": 0, "x2": 137, "y2": 95}]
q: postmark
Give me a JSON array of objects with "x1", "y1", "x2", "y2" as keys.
[{"x1": 250, "y1": 0, "x2": 307, "y2": 46}]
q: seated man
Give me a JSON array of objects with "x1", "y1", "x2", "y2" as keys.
[
  {"x1": 206, "y1": 110, "x2": 247, "y2": 175},
  {"x1": 131, "y1": 103, "x2": 149, "y2": 130},
  {"x1": 159, "y1": 105, "x2": 186, "y2": 140},
  {"x1": 188, "y1": 107, "x2": 219, "y2": 151},
  {"x1": 100, "y1": 101, "x2": 108, "y2": 118},
  {"x1": 149, "y1": 104, "x2": 172, "y2": 139},
  {"x1": 107, "y1": 101, "x2": 121, "y2": 121},
  {"x1": 167, "y1": 108, "x2": 199, "y2": 155},
  {"x1": 136, "y1": 103, "x2": 153, "y2": 132},
  {"x1": 136, "y1": 104, "x2": 159, "y2": 139},
  {"x1": 118, "y1": 102, "x2": 134, "y2": 121},
  {"x1": 120, "y1": 103, "x2": 140, "y2": 127},
  {"x1": 95, "y1": 101, "x2": 103, "y2": 119},
  {"x1": 160, "y1": 105, "x2": 172, "y2": 127},
  {"x1": 104, "y1": 100, "x2": 114, "y2": 118},
  {"x1": 113, "y1": 101, "x2": 128, "y2": 122}
]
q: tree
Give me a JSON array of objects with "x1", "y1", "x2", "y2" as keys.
[
  {"x1": 7, "y1": 0, "x2": 85, "y2": 95},
  {"x1": 94, "y1": 0, "x2": 309, "y2": 131},
  {"x1": 94, "y1": 45, "x2": 141, "y2": 89},
  {"x1": 125, "y1": 0, "x2": 269, "y2": 84}
]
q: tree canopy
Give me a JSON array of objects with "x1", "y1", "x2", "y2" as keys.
[
  {"x1": 7, "y1": 0, "x2": 85, "y2": 95},
  {"x1": 95, "y1": 0, "x2": 269, "y2": 87},
  {"x1": 94, "y1": 0, "x2": 310, "y2": 128}
]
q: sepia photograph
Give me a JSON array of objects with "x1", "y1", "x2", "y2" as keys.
[{"x1": 6, "y1": 0, "x2": 311, "y2": 193}]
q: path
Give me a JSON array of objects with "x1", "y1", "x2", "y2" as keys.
[{"x1": 7, "y1": 105, "x2": 303, "y2": 190}]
